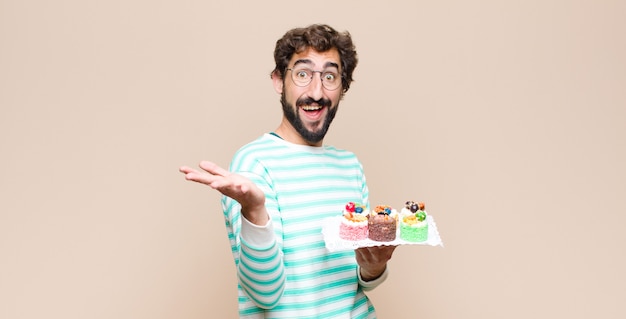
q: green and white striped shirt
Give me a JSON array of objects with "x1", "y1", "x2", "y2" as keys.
[{"x1": 222, "y1": 133, "x2": 385, "y2": 318}]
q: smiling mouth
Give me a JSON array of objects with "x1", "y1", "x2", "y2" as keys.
[{"x1": 301, "y1": 105, "x2": 324, "y2": 111}]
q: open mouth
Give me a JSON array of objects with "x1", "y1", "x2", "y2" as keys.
[
  {"x1": 301, "y1": 105, "x2": 324, "y2": 111},
  {"x1": 299, "y1": 105, "x2": 325, "y2": 121}
]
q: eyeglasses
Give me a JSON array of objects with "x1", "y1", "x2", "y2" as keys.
[{"x1": 286, "y1": 67, "x2": 342, "y2": 91}]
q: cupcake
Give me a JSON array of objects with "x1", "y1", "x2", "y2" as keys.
[
  {"x1": 339, "y1": 202, "x2": 369, "y2": 241},
  {"x1": 368, "y1": 205, "x2": 398, "y2": 242},
  {"x1": 399, "y1": 200, "x2": 428, "y2": 242}
]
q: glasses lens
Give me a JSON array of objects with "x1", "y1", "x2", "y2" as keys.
[
  {"x1": 321, "y1": 71, "x2": 340, "y2": 90},
  {"x1": 289, "y1": 68, "x2": 342, "y2": 90},
  {"x1": 291, "y1": 69, "x2": 312, "y2": 86}
]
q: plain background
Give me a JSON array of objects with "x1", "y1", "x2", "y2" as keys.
[{"x1": 1, "y1": 1, "x2": 625, "y2": 318}]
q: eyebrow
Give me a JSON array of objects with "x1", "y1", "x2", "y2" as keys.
[{"x1": 292, "y1": 59, "x2": 340, "y2": 70}]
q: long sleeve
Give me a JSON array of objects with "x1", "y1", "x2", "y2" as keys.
[
  {"x1": 237, "y1": 214, "x2": 285, "y2": 308},
  {"x1": 357, "y1": 266, "x2": 389, "y2": 291},
  {"x1": 222, "y1": 163, "x2": 286, "y2": 309}
]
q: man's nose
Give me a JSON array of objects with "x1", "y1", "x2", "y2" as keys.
[{"x1": 306, "y1": 72, "x2": 325, "y2": 101}]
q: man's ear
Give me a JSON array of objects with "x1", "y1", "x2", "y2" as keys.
[{"x1": 271, "y1": 70, "x2": 284, "y2": 94}]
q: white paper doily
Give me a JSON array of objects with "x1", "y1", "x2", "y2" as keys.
[{"x1": 322, "y1": 215, "x2": 444, "y2": 252}]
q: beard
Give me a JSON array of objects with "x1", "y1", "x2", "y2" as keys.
[{"x1": 281, "y1": 93, "x2": 338, "y2": 144}]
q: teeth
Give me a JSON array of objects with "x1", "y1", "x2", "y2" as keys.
[{"x1": 301, "y1": 105, "x2": 322, "y2": 111}]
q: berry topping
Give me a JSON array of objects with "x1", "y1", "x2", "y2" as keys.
[
  {"x1": 355, "y1": 206, "x2": 363, "y2": 214},
  {"x1": 416, "y1": 211, "x2": 427, "y2": 222},
  {"x1": 405, "y1": 200, "x2": 426, "y2": 212},
  {"x1": 345, "y1": 202, "x2": 355, "y2": 213},
  {"x1": 405, "y1": 200, "x2": 418, "y2": 213},
  {"x1": 374, "y1": 205, "x2": 392, "y2": 215}
]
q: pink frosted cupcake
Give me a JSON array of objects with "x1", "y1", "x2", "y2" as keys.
[{"x1": 339, "y1": 202, "x2": 369, "y2": 241}]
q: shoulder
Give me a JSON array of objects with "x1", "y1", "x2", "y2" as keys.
[
  {"x1": 324, "y1": 144, "x2": 361, "y2": 162},
  {"x1": 235, "y1": 134, "x2": 280, "y2": 155},
  {"x1": 229, "y1": 134, "x2": 285, "y2": 170}
]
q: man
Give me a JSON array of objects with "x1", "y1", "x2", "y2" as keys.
[{"x1": 180, "y1": 24, "x2": 396, "y2": 318}]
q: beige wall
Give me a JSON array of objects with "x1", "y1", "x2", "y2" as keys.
[{"x1": 1, "y1": 1, "x2": 625, "y2": 318}]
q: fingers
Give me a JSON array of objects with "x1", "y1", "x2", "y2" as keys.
[
  {"x1": 199, "y1": 161, "x2": 230, "y2": 177},
  {"x1": 179, "y1": 161, "x2": 230, "y2": 183},
  {"x1": 355, "y1": 245, "x2": 397, "y2": 262},
  {"x1": 179, "y1": 163, "x2": 219, "y2": 186},
  {"x1": 179, "y1": 166, "x2": 196, "y2": 174},
  {"x1": 179, "y1": 161, "x2": 244, "y2": 195},
  {"x1": 179, "y1": 161, "x2": 264, "y2": 207},
  {"x1": 179, "y1": 166, "x2": 200, "y2": 181}
]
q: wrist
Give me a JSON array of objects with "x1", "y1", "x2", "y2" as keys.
[
  {"x1": 241, "y1": 205, "x2": 269, "y2": 226},
  {"x1": 358, "y1": 266, "x2": 389, "y2": 291},
  {"x1": 359, "y1": 264, "x2": 387, "y2": 282}
]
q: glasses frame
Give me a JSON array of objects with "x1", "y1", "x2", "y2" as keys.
[{"x1": 286, "y1": 68, "x2": 342, "y2": 91}]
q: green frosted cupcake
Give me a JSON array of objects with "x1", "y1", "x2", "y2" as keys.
[{"x1": 399, "y1": 201, "x2": 428, "y2": 242}]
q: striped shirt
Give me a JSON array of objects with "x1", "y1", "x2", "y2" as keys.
[{"x1": 222, "y1": 133, "x2": 385, "y2": 318}]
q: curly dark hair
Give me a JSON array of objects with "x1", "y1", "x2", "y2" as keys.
[{"x1": 272, "y1": 24, "x2": 358, "y2": 93}]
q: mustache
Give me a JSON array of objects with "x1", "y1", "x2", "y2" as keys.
[{"x1": 296, "y1": 97, "x2": 332, "y2": 108}]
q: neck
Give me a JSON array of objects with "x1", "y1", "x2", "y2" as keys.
[{"x1": 274, "y1": 119, "x2": 323, "y2": 147}]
